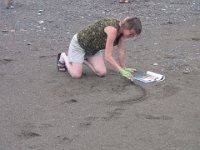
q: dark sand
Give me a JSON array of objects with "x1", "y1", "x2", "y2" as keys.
[{"x1": 0, "y1": 0, "x2": 200, "y2": 150}]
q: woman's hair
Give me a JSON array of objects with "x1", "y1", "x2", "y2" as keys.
[{"x1": 121, "y1": 17, "x2": 142, "y2": 34}]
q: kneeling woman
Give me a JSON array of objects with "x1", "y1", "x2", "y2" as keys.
[{"x1": 57, "y1": 17, "x2": 142, "y2": 80}]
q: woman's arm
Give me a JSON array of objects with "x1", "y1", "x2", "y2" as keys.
[
  {"x1": 116, "y1": 37, "x2": 126, "y2": 68},
  {"x1": 117, "y1": 37, "x2": 137, "y2": 73},
  {"x1": 104, "y1": 26, "x2": 122, "y2": 71},
  {"x1": 104, "y1": 26, "x2": 134, "y2": 80}
]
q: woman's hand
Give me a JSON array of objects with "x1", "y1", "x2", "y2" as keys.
[
  {"x1": 124, "y1": 67, "x2": 137, "y2": 73},
  {"x1": 119, "y1": 68, "x2": 133, "y2": 80}
]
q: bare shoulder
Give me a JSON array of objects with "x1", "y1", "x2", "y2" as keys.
[{"x1": 104, "y1": 26, "x2": 118, "y2": 40}]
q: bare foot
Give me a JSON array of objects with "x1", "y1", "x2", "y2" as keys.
[
  {"x1": 5, "y1": 0, "x2": 13, "y2": 9},
  {"x1": 119, "y1": 0, "x2": 129, "y2": 3}
]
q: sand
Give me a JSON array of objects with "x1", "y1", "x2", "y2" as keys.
[{"x1": 0, "y1": 0, "x2": 200, "y2": 150}]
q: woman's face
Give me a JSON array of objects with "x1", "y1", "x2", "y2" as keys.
[{"x1": 122, "y1": 29, "x2": 137, "y2": 38}]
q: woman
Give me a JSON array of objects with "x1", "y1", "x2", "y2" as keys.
[{"x1": 57, "y1": 17, "x2": 142, "y2": 80}]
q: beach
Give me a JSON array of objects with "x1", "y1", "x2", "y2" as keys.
[{"x1": 0, "y1": 0, "x2": 200, "y2": 149}]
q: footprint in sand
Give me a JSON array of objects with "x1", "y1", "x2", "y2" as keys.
[
  {"x1": 16, "y1": 122, "x2": 53, "y2": 139},
  {"x1": 56, "y1": 135, "x2": 73, "y2": 144},
  {"x1": 136, "y1": 114, "x2": 173, "y2": 120},
  {"x1": 0, "y1": 58, "x2": 15, "y2": 65},
  {"x1": 191, "y1": 37, "x2": 200, "y2": 41},
  {"x1": 101, "y1": 108, "x2": 125, "y2": 121},
  {"x1": 78, "y1": 116, "x2": 99, "y2": 129},
  {"x1": 39, "y1": 54, "x2": 57, "y2": 60},
  {"x1": 78, "y1": 122, "x2": 92, "y2": 128},
  {"x1": 62, "y1": 99, "x2": 78, "y2": 104},
  {"x1": 17, "y1": 130, "x2": 41, "y2": 139},
  {"x1": 23, "y1": 122, "x2": 53, "y2": 129},
  {"x1": 78, "y1": 108, "x2": 126, "y2": 128}
]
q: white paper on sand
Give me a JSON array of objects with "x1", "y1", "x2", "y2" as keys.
[{"x1": 133, "y1": 71, "x2": 165, "y2": 83}]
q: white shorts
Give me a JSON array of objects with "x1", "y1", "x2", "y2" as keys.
[{"x1": 67, "y1": 34, "x2": 102, "y2": 63}]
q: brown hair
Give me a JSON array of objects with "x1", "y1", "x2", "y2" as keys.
[{"x1": 121, "y1": 17, "x2": 142, "y2": 35}]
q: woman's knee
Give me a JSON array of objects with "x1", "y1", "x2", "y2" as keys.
[
  {"x1": 69, "y1": 63, "x2": 83, "y2": 79},
  {"x1": 71, "y1": 73, "x2": 82, "y2": 79},
  {"x1": 96, "y1": 69, "x2": 107, "y2": 77},
  {"x1": 70, "y1": 70, "x2": 82, "y2": 79}
]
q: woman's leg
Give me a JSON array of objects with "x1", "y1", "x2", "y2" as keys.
[
  {"x1": 85, "y1": 55, "x2": 107, "y2": 77},
  {"x1": 60, "y1": 53, "x2": 83, "y2": 79},
  {"x1": 59, "y1": 34, "x2": 86, "y2": 79}
]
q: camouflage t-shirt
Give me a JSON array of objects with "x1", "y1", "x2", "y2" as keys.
[{"x1": 77, "y1": 18, "x2": 121, "y2": 55}]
